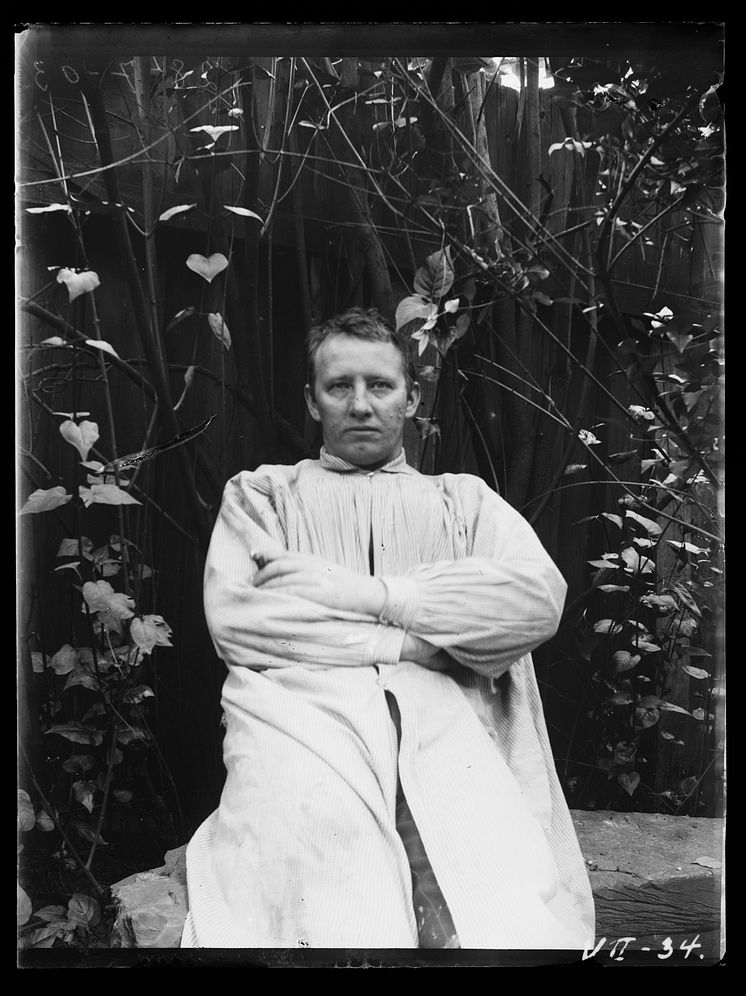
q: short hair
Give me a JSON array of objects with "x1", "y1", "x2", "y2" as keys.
[{"x1": 306, "y1": 307, "x2": 416, "y2": 396}]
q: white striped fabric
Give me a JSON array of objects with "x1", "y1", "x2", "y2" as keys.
[{"x1": 182, "y1": 448, "x2": 595, "y2": 949}]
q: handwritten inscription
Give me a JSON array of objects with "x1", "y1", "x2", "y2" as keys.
[{"x1": 584, "y1": 934, "x2": 703, "y2": 962}]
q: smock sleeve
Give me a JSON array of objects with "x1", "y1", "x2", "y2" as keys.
[
  {"x1": 378, "y1": 475, "x2": 567, "y2": 677},
  {"x1": 204, "y1": 471, "x2": 405, "y2": 670}
]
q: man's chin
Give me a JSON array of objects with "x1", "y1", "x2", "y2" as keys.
[{"x1": 328, "y1": 440, "x2": 397, "y2": 469}]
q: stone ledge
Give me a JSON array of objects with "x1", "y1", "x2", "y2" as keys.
[{"x1": 109, "y1": 810, "x2": 724, "y2": 950}]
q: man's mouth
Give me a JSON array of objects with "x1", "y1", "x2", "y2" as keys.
[{"x1": 346, "y1": 426, "x2": 379, "y2": 434}]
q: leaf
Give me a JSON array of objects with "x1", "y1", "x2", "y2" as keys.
[
  {"x1": 173, "y1": 365, "x2": 196, "y2": 412},
  {"x1": 78, "y1": 484, "x2": 142, "y2": 507},
  {"x1": 593, "y1": 618, "x2": 624, "y2": 636},
  {"x1": 185, "y1": 252, "x2": 229, "y2": 283},
  {"x1": 666, "y1": 328, "x2": 693, "y2": 353},
  {"x1": 190, "y1": 124, "x2": 239, "y2": 141},
  {"x1": 443, "y1": 297, "x2": 460, "y2": 314},
  {"x1": 130, "y1": 614, "x2": 173, "y2": 656},
  {"x1": 17, "y1": 885, "x2": 33, "y2": 927},
  {"x1": 625, "y1": 509, "x2": 662, "y2": 536},
  {"x1": 667, "y1": 539, "x2": 708, "y2": 556},
  {"x1": 563, "y1": 464, "x2": 588, "y2": 476},
  {"x1": 598, "y1": 584, "x2": 630, "y2": 593},
  {"x1": 658, "y1": 702, "x2": 692, "y2": 716},
  {"x1": 532, "y1": 291, "x2": 554, "y2": 307},
  {"x1": 166, "y1": 306, "x2": 197, "y2": 332},
  {"x1": 62, "y1": 754, "x2": 96, "y2": 774},
  {"x1": 207, "y1": 312, "x2": 232, "y2": 349},
  {"x1": 601, "y1": 512, "x2": 624, "y2": 529},
  {"x1": 84, "y1": 339, "x2": 120, "y2": 360},
  {"x1": 613, "y1": 651, "x2": 640, "y2": 673},
  {"x1": 680, "y1": 646, "x2": 711, "y2": 657},
  {"x1": 56, "y1": 268, "x2": 100, "y2": 301},
  {"x1": 587, "y1": 559, "x2": 620, "y2": 570},
  {"x1": 18, "y1": 790, "x2": 36, "y2": 832},
  {"x1": 395, "y1": 294, "x2": 438, "y2": 333},
  {"x1": 67, "y1": 893, "x2": 101, "y2": 927},
  {"x1": 620, "y1": 547, "x2": 655, "y2": 574},
  {"x1": 57, "y1": 537, "x2": 92, "y2": 558},
  {"x1": 682, "y1": 665, "x2": 710, "y2": 680},
  {"x1": 578, "y1": 429, "x2": 601, "y2": 446},
  {"x1": 414, "y1": 417, "x2": 441, "y2": 441},
  {"x1": 618, "y1": 771, "x2": 641, "y2": 796},
  {"x1": 123, "y1": 683, "x2": 156, "y2": 703},
  {"x1": 608, "y1": 450, "x2": 638, "y2": 465},
  {"x1": 81, "y1": 580, "x2": 135, "y2": 619},
  {"x1": 64, "y1": 669, "x2": 99, "y2": 692},
  {"x1": 660, "y1": 730, "x2": 676, "y2": 740},
  {"x1": 34, "y1": 905, "x2": 66, "y2": 922},
  {"x1": 49, "y1": 644, "x2": 78, "y2": 676},
  {"x1": 39, "y1": 336, "x2": 68, "y2": 347},
  {"x1": 635, "y1": 706, "x2": 660, "y2": 729},
  {"x1": 19, "y1": 486, "x2": 72, "y2": 515},
  {"x1": 158, "y1": 203, "x2": 197, "y2": 222},
  {"x1": 72, "y1": 781, "x2": 97, "y2": 815},
  {"x1": 418, "y1": 365, "x2": 440, "y2": 383},
  {"x1": 59, "y1": 419, "x2": 99, "y2": 462},
  {"x1": 608, "y1": 691, "x2": 634, "y2": 706},
  {"x1": 223, "y1": 205, "x2": 264, "y2": 222},
  {"x1": 45, "y1": 724, "x2": 104, "y2": 746},
  {"x1": 673, "y1": 582, "x2": 703, "y2": 617},
  {"x1": 692, "y1": 707, "x2": 706, "y2": 721},
  {"x1": 413, "y1": 247, "x2": 455, "y2": 301},
  {"x1": 26, "y1": 202, "x2": 72, "y2": 214},
  {"x1": 454, "y1": 313, "x2": 470, "y2": 340},
  {"x1": 19, "y1": 924, "x2": 64, "y2": 948}
]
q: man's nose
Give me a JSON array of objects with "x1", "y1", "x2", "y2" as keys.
[{"x1": 349, "y1": 386, "x2": 373, "y2": 416}]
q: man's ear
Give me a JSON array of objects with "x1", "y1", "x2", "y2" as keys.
[
  {"x1": 304, "y1": 384, "x2": 321, "y2": 423},
  {"x1": 405, "y1": 381, "x2": 421, "y2": 419}
]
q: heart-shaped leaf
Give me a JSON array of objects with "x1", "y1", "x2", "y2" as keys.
[
  {"x1": 618, "y1": 771, "x2": 640, "y2": 796},
  {"x1": 207, "y1": 312, "x2": 232, "y2": 349},
  {"x1": 39, "y1": 336, "x2": 68, "y2": 347},
  {"x1": 56, "y1": 268, "x2": 101, "y2": 301},
  {"x1": 59, "y1": 419, "x2": 99, "y2": 461},
  {"x1": 394, "y1": 295, "x2": 438, "y2": 332},
  {"x1": 131, "y1": 614, "x2": 173, "y2": 656},
  {"x1": 82, "y1": 580, "x2": 135, "y2": 619},
  {"x1": 45, "y1": 724, "x2": 104, "y2": 746},
  {"x1": 19, "y1": 486, "x2": 73, "y2": 515},
  {"x1": 186, "y1": 252, "x2": 229, "y2": 283}
]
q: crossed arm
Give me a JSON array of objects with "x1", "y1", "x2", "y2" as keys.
[
  {"x1": 253, "y1": 551, "x2": 448, "y2": 670},
  {"x1": 203, "y1": 472, "x2": 567, "y2": 677}
]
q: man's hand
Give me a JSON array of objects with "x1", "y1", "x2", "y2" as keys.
[
  {"x1": 400, "y1": 633, "x2": 451, "y2": 672},
  {"x1": 252, "y1": 551, "x2": 386, "y2": 617}
]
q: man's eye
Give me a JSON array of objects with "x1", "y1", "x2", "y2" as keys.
[{"x1": 370, "y1": 381, "x2": 391, "y2": 391}]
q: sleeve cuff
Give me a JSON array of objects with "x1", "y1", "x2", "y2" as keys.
[
  {"x1": 363, "y1": 623, "x2": 406, "y2": 667},
  {"x1": 378, "y1": 576, "x2": 421, "y2": 630}
]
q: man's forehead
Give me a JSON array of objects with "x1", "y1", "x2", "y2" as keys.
[{"x1": 315, "y1": 334, "x2": 405, "y2": 377}]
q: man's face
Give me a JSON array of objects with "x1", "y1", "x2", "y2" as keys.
[{"x1": 305, "y1": 334, "x2": 421, "y2": 469}]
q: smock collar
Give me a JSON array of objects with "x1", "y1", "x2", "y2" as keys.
[{"x1": 319, "y1": 446, "x2": 413, "y2": 474}]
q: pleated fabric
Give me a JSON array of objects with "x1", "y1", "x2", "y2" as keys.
[{"x1": 182, "y1": 448, "x2": 595, "y2": 949}]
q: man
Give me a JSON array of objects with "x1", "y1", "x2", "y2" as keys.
[{"x1": 181, "y1": 308, "x2": 595, "y2": 950}]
